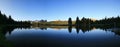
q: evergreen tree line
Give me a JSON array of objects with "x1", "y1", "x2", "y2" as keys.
[
  {"x1": 0, "y1": 11, "x2": 14, "y2": 24},
  {"x1": 94, "y1": 16, "x2": 120, "y2": 25},
  {"x1": 0, "y1": 11, "x2": 31, "y2": 26},
  {"x1": 68, "y1": 16, "x2": 120, "y2": 27}
]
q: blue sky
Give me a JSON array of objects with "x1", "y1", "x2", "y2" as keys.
[{"x1": 0, "y1": 0, "x2": 120, "y2": 21}]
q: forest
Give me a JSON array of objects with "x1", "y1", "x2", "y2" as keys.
[
  {"x1": 68, "y1": 16, "x2": 120, "y2": 28},
  {"x1": 0, "y1": 10, "x2": 120, "y2": 27},
  {"x1": 0, "y1": 11, "x2": 31, "y2": 26}
]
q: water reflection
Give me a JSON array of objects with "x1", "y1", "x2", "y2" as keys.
[
  {"x1": 1, "y1": 25, "x2": 120, "y2": 36},
  {"x1": 0, "y1": 26, "x2": 12, "y2": 47},
  {"x1": 1, "y1": 25, "x2": 120, "y2": 47},
  {"x1": 106, "y1": 28, "x2": 120, "y2": 36},
  {"x1": 68, "y1": 26, "x2": 72, "y2": 33},
  {"x1": 75, "y1": 26, "x2": 80, "y2": 34},
  {"x1": 0, "y1": 25, "x2": 30, "y2": 47}
]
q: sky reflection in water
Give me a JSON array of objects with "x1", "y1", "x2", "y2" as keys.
[{"x1": 5, "y1": 27, "x2": 120, "y2": 47}]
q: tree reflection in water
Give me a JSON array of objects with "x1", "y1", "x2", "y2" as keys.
[
  {"x1": 0, "y1": 25, "x2": 30, "y2": 47},
  {"x1": 1, "y1": 25, "x2": 120, "y2": 36},
  {"x1": 31, "y1": 25, "x2": 120, "y2": 36},
  {"x1": 1, "y1": 25, "x2": 120, "y2": 47}
]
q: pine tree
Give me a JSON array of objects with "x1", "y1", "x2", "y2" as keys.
[
  {"x1": 75, "y1": 16, "x2": 80, "y2": 26},
  {"x1": 68, "y1": 17, "x2": 72, "y2": 26}
]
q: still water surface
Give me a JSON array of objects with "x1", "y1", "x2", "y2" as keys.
[{"x1": 5, "y1": 27, "x2": 120, "y2": 47}]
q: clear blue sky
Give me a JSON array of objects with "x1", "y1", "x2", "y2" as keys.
[{"x1": 0, "y1": 0, "x2": 120, "y2": 21}]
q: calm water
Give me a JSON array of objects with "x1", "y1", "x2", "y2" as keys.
[{"x1": 3, "y1": 26, "x2": 120, "y2": 47}]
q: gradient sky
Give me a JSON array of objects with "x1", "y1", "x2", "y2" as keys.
[{"x1": 0, "y1": 0, "x2": 120, "y2": 21}]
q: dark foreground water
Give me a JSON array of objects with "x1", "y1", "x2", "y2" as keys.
[{"x1": 1, "y1": 26, "x2": 120, "y2": 47}]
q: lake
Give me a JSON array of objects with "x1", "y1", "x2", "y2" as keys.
[{"x1": 1, "y1": 26, "x2": 120, "y2": 47}]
